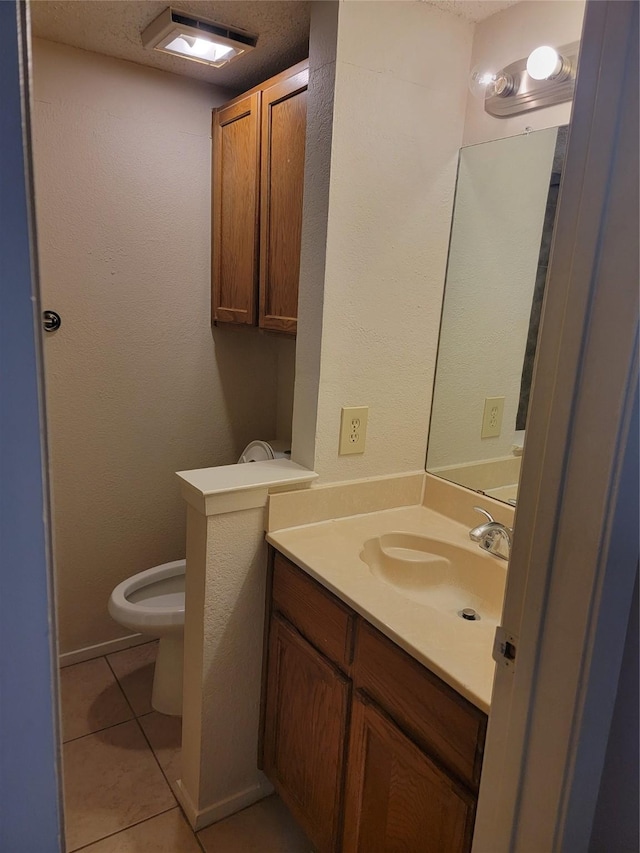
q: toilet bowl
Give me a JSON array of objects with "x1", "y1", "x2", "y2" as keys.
[
  {"x1": 108, "y1": 559, "x2": 185, "y2": 716},
  {"x1": 107, "y1": 440, "x2": 290, "y2": 716}
]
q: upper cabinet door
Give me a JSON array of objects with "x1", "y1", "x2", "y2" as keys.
[
  {"x1": 259, "y1": 69, "x2": 308, "y2": 334},
  {"x1": 212, "y1": 93, "x2": 260, "y2": 325}
]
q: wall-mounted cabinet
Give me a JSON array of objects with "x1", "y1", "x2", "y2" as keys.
[
  {"x1": 260, "y1": 551, "x2": 487, "y2": 853},
  {"x1": 212, "y1": 61, "x2": 308, "y2": 335}
]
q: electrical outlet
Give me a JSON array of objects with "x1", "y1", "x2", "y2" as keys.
[
  {"x1": 481, "y1": 396, "x2": 505, "y2": 439},
  {"x1": 339, "y1": 406, "x2": 368, "y2": 455}
]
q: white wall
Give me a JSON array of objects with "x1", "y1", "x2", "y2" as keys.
[
  {"x1": 427, "y1": 128, "x2": 557, "y2": 469},
  {"x1": 463, "y1": 0, "x2": 586, "y2": 147},
  {"x1": 32, "y1": 39, "x2": 283, "y2": 655},
  {"x1": 293, "y1": 0, "x2": 473, "y2": 482}
]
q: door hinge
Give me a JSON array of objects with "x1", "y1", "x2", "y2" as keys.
[{"x1": 493, "y1": 626, "x2": 518, "y2": 671}]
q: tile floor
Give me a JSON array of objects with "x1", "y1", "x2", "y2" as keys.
[{"x1": 59, "y1": 641, "x2": 311, "y2": 852}]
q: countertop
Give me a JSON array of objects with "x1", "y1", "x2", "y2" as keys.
[{"x1": 267, "y1": 503, "x2": 506, "y2": 713}]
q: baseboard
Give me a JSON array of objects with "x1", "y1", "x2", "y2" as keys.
[
  {"x1": 175, "y1": 777, "x2": 274, "y2": 832},
  {"x1": 59, "y1": 633, "x2": 154, "y2": 668}
]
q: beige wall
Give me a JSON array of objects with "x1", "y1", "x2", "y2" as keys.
[
  {"x1": 463, "y1": 0, "x2": 586, "y2": 147},
  {"x1": 427, "y1": 128, "x2": 558, "y2": 469},
  {"x1": 293, "y1": 0, "x2": 473, "y2": 481},
  {"x1": 32, "y1": 39, "x2": 284, "y2": 655}
]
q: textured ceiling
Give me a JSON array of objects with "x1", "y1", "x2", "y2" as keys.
[
  {"x1": 30, "y1": 0, "x2": 521, "y2": 93},
  {"x1": 30, "y1": 1, "x2": 311, "y2": 93},
  {"x1": 423, "y1": 0, "x2": 521, "y2": 22}
]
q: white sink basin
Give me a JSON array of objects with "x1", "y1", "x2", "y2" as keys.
[{"x1": 360, "y1": 532, "x2": 506, "y2": 622}]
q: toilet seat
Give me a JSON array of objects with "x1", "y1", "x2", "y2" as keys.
[{"x1": 108, "y1": 559, "x2": 185, "y2": 634}]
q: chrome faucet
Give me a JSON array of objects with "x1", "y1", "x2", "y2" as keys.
[{"x1": 469, "y1": 507, "x2": 512, "y2": 561}]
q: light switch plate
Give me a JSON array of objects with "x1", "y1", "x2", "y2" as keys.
[
  {"x1": 481, "y1": 397, "x2": 505, "y2": 439},
  {"x1": 339, "y1": 406, "x2": 368, "y2": 455}
]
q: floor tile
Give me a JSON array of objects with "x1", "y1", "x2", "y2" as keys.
[
  {"x1": 138, "y1": 711, "x2": 182, "y2": 794},
  {"x1": 60, "y1": 657, "x2": 133, "y2": 742},
  {"x1": 63, "y1": 719, "x2": 175, "y2": 851},
  {"x1": 197, "y1": 795, "x2": 311, "y2": 853},
  {"x1": 107, "y1": 641, "x2": 158, "y2": 716},
  {"x1": 75, "y1": 808, "x2": 200, "y2": 852}
]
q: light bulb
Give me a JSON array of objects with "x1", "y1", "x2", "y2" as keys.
[
  {"x1": 469, "y1": 65, "x2": 497, "y2": 99},
  {"x1": 469, "y1": 65, "x2": 514, "y2": 99},
  {"x1": 526, "y1": 46, "x2": 562, "y2": 81}
]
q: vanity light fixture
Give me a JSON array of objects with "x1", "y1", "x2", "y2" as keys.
[
  {"x1": 470, "y1": 41, "x2": 579, "y2": 117},
  {"x1": 141, "y1": 7, "x2": 257, "y2": 68}
]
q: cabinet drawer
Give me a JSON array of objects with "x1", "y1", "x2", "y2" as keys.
[
  {"x1": 353, "y1": 622, "x2": 486, "y2": 790},
  {"x1": 272, "y1": 553, "x2": 355, "y2": 670}
]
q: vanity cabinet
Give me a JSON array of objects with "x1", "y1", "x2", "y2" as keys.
[
  {"x1": 343, "y1": 695, "x2": 473, "y2": 852},
  {"x1": 260, "y1": 551, "x2": 486, "y2": 853},
  {"x1": 262, "y1": 615, "x2": 350, "y2": 851},
  {"x1": 211, "y1": 61, "x2": 308, "y2": 334}
]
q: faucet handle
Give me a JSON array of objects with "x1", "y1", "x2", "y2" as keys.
[{"x1": 473, "y1": 506, "x2": 495, "y2": 523}]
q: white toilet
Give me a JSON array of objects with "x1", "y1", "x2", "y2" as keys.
[{"x1": 107, "y1": 440, "x2": 289, "y2": 716}]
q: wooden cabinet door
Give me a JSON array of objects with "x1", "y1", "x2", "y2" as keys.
[
  {"x1": 263, "y1": 614, "x2": 350, "y2": 852},
  {"x1": 211, "y1": 93, "x2": 260, "y2": 325},
  {"x1": 259, "y1": 69, "x2": 308, "y2": 334},
  {"x1": 343, "y1": 694, "x2": 475, "y2": 853}
]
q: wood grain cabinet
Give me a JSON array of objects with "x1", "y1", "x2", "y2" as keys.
[
  {"x1": 211, "y1": 61, "x2": 308, "y2": 334},
  {"x1": 260, "y1": 551, "x2": 487, "y2": 853},
  {"x1": 262, "y1": 615, "x2": 350, "y2": 852},
  {"x1": 343, "y1": 695, "x2": 475, "y2": 853}
]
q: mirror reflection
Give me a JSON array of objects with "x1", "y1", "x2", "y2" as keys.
[{"x1": 427, "y1": 126, "x2": 568, "y2": 504}]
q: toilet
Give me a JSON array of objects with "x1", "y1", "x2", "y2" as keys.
[{"x1": 107, "y1": 440, "x2": 289, "y2": 716}]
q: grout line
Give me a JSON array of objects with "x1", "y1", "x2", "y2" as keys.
[
  {"x1": 132, "y1": 715, "x2": 203, "y2": 845},
  {"x1": 62, "y1": 716, "x2": 134, "y2": 746},
  {"x1": 102, "y1": 656, "x2": 180, "y2": 804},
  {"x1": 134, "y1": 714, "x2": 178, "y2": 793},
  {"x1": 97, "y1": 655, "x2": 204, "y2": 846},
  {"x1": 130, "y1": 708, "x2": 203, "y2": 846},
  {"x1": 68, "y1": 805, "x2": 179, "y2": 852},
  {"x1": 104, "y1": 642, "x2": 159, "y2": 719},
  {"x1": 103, "y1": 654, "x2": 177, "y2": 796},
  {"x1": 104, "y1": 654, "x2": 141, "y2": 719},
  {"x1": 62, "y1": 654, "x2": 199, "y2": 850}
]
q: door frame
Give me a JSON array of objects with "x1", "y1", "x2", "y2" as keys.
[
  {"x1": 473, "y1": 1, "x2": 639, "y2": 849},
  {"x1": 0, "y1": 1, "x2": 63, "y2": 851}
]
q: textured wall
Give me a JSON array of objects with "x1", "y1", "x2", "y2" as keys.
[
  {"x1": 181, "y1": 504, "x2": 272, "y2": 818},
  {"x1": 295, "y1": 0, "x2": 473, "y2": 481},
  {"x1": 32, "y1": 39, "x2": 282, "y2": 655},
  {"x1": 427, "y1": 128, "x2": 557, "y2": 469},
  {"x1": 463, "y1": 0, "x2": 586, "y2": 147},
  {"x1": 292, "y1": 0, "x2": 338, "y2": 471}
]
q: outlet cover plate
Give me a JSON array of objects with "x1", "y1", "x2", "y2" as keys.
[
  {"x1": 339, "y1": 406, "x2": 368, "y2": 455},
  {"x1": 481, "y1": 396, "x2": 505, "y2": 439}
]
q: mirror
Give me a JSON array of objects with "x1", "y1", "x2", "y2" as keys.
[{"x1": 427, "y1": 126, "x2": 568, "y2": 504}]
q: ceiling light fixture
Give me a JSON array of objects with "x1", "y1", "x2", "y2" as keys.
[
  {"x1": 470, "y1": 41, "x2": 579, "y2": 117},
  {"x1": 141, "y1": 8, "x2": 257, "y2": 68}
]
